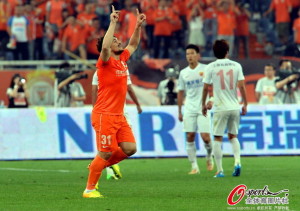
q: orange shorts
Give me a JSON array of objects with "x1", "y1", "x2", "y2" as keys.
[{"x1": 91, "y1": 112, "x2": 136, "y2": 152}]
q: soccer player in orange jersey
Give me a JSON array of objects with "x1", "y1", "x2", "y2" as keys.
[{"x1": 83, "y1": 5, "x2": 146, "y2": 198}]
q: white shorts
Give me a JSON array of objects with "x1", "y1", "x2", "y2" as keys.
[
  {"x1": 213, "y1": 110, "x2": 240, "y2": 136},
  {"x1": 183, "y1": 112, "x2": 211, "y2": 133}
]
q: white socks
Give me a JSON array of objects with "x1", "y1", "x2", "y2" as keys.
[
  {"x1": 213, "y1": 141, "x2": 223, "y2": 172},
  {"x1": 186, "y1": 142, "x2": 198, "y2": 170},
  {"x1": 212, "y1": 138, "x2": 241, "y2": 173},
  {"x1": 204, "y1": 142, "x2": 213, "y2": 159},
  {"x1": 230, "y1": 138, "x2": 241, "y2": 166},
  {"x1": 186, "y1": 141, "x2": 213, "y2": 169}
]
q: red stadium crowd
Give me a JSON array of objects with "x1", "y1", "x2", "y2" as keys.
[{"x1": 0, "y1": 0, "x2": 299, "y2": 61}]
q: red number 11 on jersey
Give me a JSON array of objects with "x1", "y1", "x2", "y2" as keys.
[{"x1": 217, "y1": 69, "x2": 234, "y2": 90}]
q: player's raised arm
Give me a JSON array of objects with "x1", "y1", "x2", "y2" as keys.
[
  {"x1": 125, "y1": 8, "x2": 146, "y2": 55},
  {"x1": 100, "y1": 5, "x2": 120, "y2": 62}
]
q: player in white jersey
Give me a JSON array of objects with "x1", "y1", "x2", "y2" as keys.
[
  {"x1": 92, "y1": 71, "x2": 142, "y2": 180},
  {"x1": 202, "y1": 39, "x2": 247, "y2": 178},
  {"x1": 178, "y1": 44, "x2": 214, "y2": 175}
]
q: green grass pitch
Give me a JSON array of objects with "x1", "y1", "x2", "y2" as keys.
[{"x1": 0, "y1": 157, "x2": 299, "y2": 211}]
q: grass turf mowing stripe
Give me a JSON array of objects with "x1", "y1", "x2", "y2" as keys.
[
  {"x1": 0, "y1": 168, "x2": 71, "y2": 173},
  {"x1": 0, "y1": 157, "x2": 299, "y2": 211}
]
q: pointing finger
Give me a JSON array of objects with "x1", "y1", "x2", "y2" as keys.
[
  {"x1": 136, "y1": 8, "x2": 139, "y2": 15},
  {"x1": 112, "y1": 5, "x2": 115, "y2": 12}
]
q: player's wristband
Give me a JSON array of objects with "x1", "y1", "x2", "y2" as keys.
[{"x1": 209, "y1": 97, "x2": 214, "y2": 102}]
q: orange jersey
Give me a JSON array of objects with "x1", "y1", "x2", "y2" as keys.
[
  {"x1": 170, "y1": 5, "x2": 182, "y2": 32},
  {"x1": 35, "y1": 13, "x2": 44, "y2": 39},
  {"x1": 0, "y1": 2, "x2": 10, "y2": 30},
  {"x1": 8, "y1": 0, "x2": 17, "y2": 15},
  {"x1": 174, "y1": 0, "x2": 186, "y2": 16},
  {"x1": 293, "y1": 18, "x2": 300, "y2": 44},
  {"x1": 86, "y1": 26, "x2": 105, "y2": 54},
  {"x1": 235, "y1": 13, "x2": 249, "y2": 36},
  {"x1": 48, "y1": 0, "x2": 65, "y2": 26},
  {"x1": 140, "y1": 0, "x2": 158, "y2": 25},
  {"x1": 77, "y1": 12, "x2": 97, "y2": 26},
  {"x1": 26, "y1": 13, "x2": 35, "y2": 41},
  {"x1": 93, "y1": 49, "x2": 130, "y2": 115},
  {"x1": 217, "y1": 11, "x2": 236, "y2": 36},
  {"x1": 36, "y1": 0, "x2": 47, "y2": 18},
  {"x1": 124, "y1": 12, "x2": 137, "y2": 40},
  {"x1": 63, "y1": 24, "x2": 86, "y2": 51},
  {"x1": 290, "y1": 0, "x2": 300, "y2": 7},
  {"x1": 153, "y1": 7, "x2": 173, "y2": 36},
  {"x1": 270, "y1": 0, "x2": 292, "y2": 23}
]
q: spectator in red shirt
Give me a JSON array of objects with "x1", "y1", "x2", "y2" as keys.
[
  {"x1": 8, "y1": 0, "x2": 20, "y2": 16},
  {"x1": 31, "y1": 0, "x2": 48, "y2": 18},
  {"x1": 46, "y1": 0, "x2": 66, "y2": 28},
  {"x1": 123, "y1": 3, "x2": 138, "y2": 43},
  {"x1": 119, "y1": 0, "x2": 132, "y2": 25},
  {"x1": 86, "y1": 18, "x2": 105, "y2": 59},
  {"x1": 24, "y1": 4, "x2": 37, "y2": 60},
  {"x1": 114, "y1": 22, "x2": 127, "y2": 45},
  {"x1": 290, "y1": 0, "x2": 300, "y2": 24},
  {"x1": 32, "y1": 7, "x2": 45, "y2": 60},
  {"x1": 264, "y1": 0, "x2": 292, "y2": 46},
  {"x1": 0, "y1": 0, "x2": 11, "y2": 59},
  {"x1": 140, "y1": 0, "x2": 157, "y2": 50},
  {"x1": 174, "y1": 0, "x2": 187, "y2": 31},
  {"x1": 77, "y1": 3, "x2": 97, "y2": 26},
  {"x1": 153, "y1": 0, "x2": 173, "y2": 58},
  {"x1": 51, "y1": 9, "x2": 71, "y2": 59},
  {"x1": 234, "y1": 3, "x2": 251, "y2": 58},
  {"x1": 62, "y1": 16, "x2": 87, "y2": 60},
  {"x1": 124, "y1": 3, "x2": 147, "y2": 59},
  {"x1": 293, "y1": 8, "x2": 300, "y2": 45},
  {"x1": 168, "y1": 0, "x2": 183, "y2": 49},
  {"x1": 203, "y1": 0, "x2": 218, "y2": 57},
  {"x1": 216, "y1": 0, "x2": 236, "y2": 57},
  {"x1": 45, "y1": 0, "x2": 66, "y2": 58}
]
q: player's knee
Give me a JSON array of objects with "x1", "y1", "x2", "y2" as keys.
[
  {"x1": 203, "y1": 140, "x2": 210, "y2": 144},
  {"x1": 228, "y1": 134, "x2": 236, "y2": 140},
  {"x1": 123, "y1": 147, "x2": 137, "y2": 156},
  {"x1": 98, "y1": 151, "x2": 112, "y2": 160},
  {"x1": 201, "y1": 134, "x2": 211, "y2": 143},
  {"x1": 187, "y1": 133, "x2": 196, "y2": 142}
]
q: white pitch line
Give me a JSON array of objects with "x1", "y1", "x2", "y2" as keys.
[{"x1": 0, "y1": 167, "x2": 70, "y2": 173}]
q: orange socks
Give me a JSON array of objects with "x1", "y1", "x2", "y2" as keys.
[
  {"x1": 86, "y1": 155, "x2": 108, "y2": 190},
  {"x1": 86, "y1": 148, "x2": 128, "y2": 190},
  {"x1": 107, "y1": 147, "x2": 128, "y2": 167}
]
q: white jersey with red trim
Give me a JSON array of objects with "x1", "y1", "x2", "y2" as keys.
[
  {"x1": 178, "y1": 63, "x2": 208, "y2": 114},
  {"x1": 203, "y1": 58, "x2": 245, "y2": 112}
]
